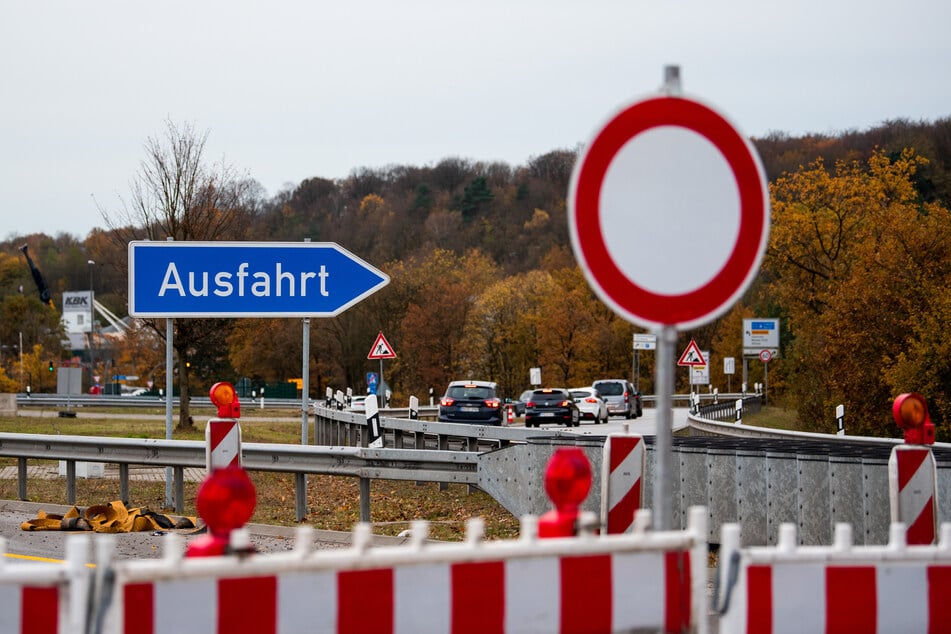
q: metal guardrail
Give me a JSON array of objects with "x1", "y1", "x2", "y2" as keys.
[
  {"x1": 15, "y1": 391, "x2": 729, "y2": 411},
  {"x1": 0, "y1": 431, "x2": 476, "y2": 519}
]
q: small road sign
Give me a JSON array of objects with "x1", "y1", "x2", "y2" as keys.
[
  {"x1": 633, "y1": 333, "x2": 657, "y2": 350},
  {"x1": 759, "y1": 349, "x2": 773, "y2": 363},
  {"x1": 128, "y1": 241, "x2": 389, "y2": 318},
  {"x1": 677, "y1": 340, "x2": 706, "y2": 367},
  {"x1": 569, "y1": 95, "x2": 769, "y2": 329},
  {"x1": 367, "y1": 332, "x2": 396, "y2": 359}
]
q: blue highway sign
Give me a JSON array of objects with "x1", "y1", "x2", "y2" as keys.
[{"x1": 128, "y1": 241, "x2": 390, "y2": 317}]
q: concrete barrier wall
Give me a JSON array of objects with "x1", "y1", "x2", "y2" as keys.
[{"x1": 0, "y1": 394, "x2": 15, "y2": 417}]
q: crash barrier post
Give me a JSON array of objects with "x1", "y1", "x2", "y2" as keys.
[
  {"x1": 94, "y1": 507, "x2": 708, "y2": 634},
  {"x1": 205, "y1": 382, "x2": 242, "y2": 472},
  {"x1": 889, "y1": 392, "x2": 938, "y2": 545},
  {"x1": 365, "y1": 394, "x2": 383, "y2": 449},
  {"x1": 0, "y1": 534, "x2": 91, "y2": 634},
  {"x1": 601, "y1": 433, "x2": 646, "y2": 534},
  {"x1": 717, "y1": 521, "x2": 951, "y2": 633}
]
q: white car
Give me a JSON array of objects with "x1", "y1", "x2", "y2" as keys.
[
  {"x1": 347, "y1": 395, "x2": 368, "y2": 412},
  {"x1": 569, "y1": 387, "x2": 609, "y2": 424}
]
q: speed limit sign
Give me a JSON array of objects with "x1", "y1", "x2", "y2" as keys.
[{"x1": 759, "y1": 349, "x2": 772, "y2": 362}]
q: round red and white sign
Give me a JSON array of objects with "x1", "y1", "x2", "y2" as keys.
[
  {"x1": 569, "y1": 95, "x2": 770, "y2": 329},
  {"x1": 759, "y1": 349, "x2": 772, "y2": 362}
]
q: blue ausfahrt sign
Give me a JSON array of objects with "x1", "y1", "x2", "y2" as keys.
[{"x1": 128, "y1": 241, "x2": 390, "y2": 318}]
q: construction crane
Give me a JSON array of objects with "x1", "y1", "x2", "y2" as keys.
[{"x1": 19, "y1": 244, "x2": 54, "y2": 308}]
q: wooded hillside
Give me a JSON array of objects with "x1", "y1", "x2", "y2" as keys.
[{"x1": 2, "y1": 116, "x2": 950, "y2": 437}]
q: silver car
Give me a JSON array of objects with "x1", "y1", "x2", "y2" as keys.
[{"x1": 592, "y1": 379, "x2": 641, "y2": 419}]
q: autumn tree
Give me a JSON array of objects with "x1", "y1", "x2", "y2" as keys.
[
  {"x1": 396, "y1": 249, "x2": 499, "y2": 395},
  {"x1": 100, "y1": 120, "x2": 255, "y2": 430},
  {"x1": 765, "y1": 149, "x2": 951, "y2": 435}
]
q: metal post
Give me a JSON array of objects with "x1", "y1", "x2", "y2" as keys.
[
  {"x1": 299, "y1": 317, "x2": 310, "y2": 522},
  {"x1": 119, "y1": 463, "x2": 130, "y2": 504},
  {"x1": 302, "y1": 318, "x2": 310, "y2": 445},
  {"x1": 17, "y1": 457, "x2": 26, "y2": 500},
  {"x1": 378, "y1": 359, "x2": 384, "y2": 406},
  {"x1": 295, "y1": 472, "x2": 307, "y2": 522},
  {"x1": 66, "y1": 461, "x2": 76, "y2": 505},
  {"x1": 653, "y1": 325, "x2": 676, "y2": 531},
  {"x1": 165, "y1": 317, "x2": 174, "y2": 508},
  {"x1": 359, "y1": 477, "x2": 371, "y2": 522}
]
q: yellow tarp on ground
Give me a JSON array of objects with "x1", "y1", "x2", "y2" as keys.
[{"x1": 20, "y1": 501, "x2": 198, "y2": 532}]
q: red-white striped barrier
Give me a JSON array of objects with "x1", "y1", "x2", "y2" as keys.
[
  {"x1": 0, "y1": 535, "x2": 90, "y2": 634},
  {"x1": 105, "y1": 509, "x2": 709, "y2": 634},
  {"x1": 601, "y1": 433, "x2": 645, "y2": 534},
  {"x1": 889, "y1": 445, "x2": 937, "y2": 544},
  {"x1": 206, "y1": 418, "x2": 241, "y2": 471},
  {"x1": 0, "y1": 580, "x2": 60, "y2": 634},
  {"x1": 718, "y1": 522, "x2": 951, "y2": 634}
]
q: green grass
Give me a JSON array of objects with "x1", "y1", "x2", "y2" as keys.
[{"x1": 740, "y1": 405, "x2": 800, "y2": 430}]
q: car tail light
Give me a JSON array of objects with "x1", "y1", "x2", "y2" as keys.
[
  {"x1": 584, "y1": 397, "x2": 598, "y2": 403},
  {"x1": 559, "y1": 399, "x2": 571, "y2": 407},
  {"x1": 440, "y1": 397, "x2": 455, "y2": 407},
  {"x1": 526, "y1": 401, "x2": 535, "y2": 408},
  {"x1": 485, "y1": 398, "x2": 501, "y2": 409}
]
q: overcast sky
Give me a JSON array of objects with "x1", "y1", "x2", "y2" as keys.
[{"x1": 2, "y1": 0, "x2": 949, "y2": 240}]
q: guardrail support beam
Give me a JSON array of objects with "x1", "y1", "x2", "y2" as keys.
[
  {"x1": 119, "y1": 464, "x2": 130, "y2": 504},
  {"x1": 17, "y1": 457, "x2": 26, "y2": 500},
  {"x1": 66, "y1": 461, "x2": 76, "y2": 505},
  {"x1": 359, "y1": 477, "x2": 371, "y2": 522},
  {"x1": 295, "y1": 473, "x2": 307, "y2": 522}
]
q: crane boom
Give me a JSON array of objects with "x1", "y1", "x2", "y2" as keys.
[{"x1": 19, "y1": 244, "x2": 53, "y2": 307}]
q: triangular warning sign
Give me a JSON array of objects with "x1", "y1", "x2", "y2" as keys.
[
  {"x1": 677, "y1": 339, "x2": 706, "y2": 367},
  {"x1": 367, "y1": 332, "x2": 397, "y2": 359}
]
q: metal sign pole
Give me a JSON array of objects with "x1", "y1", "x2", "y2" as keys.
[
  {"x1": 302, "y1": 318, "x2": 310, "y2": 444},
  {"x1": 653, "y1": 325, "x2": 676, "y2": 530},
  {"x1": 165, "y1": 317, "x2": 173, "y2": 508}
]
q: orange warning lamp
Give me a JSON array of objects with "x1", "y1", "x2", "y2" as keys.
[
  {"x1": 186, "y1": 465, "x2": 257, "y2": 557},
  {"x1": 209, "y1": 381, "x2": 240, "y2": 419},
  {"x1": 538, "y1": 447, "x2": 592, "y2": 538},
  {"x1": 892, "y1": 392, "x2": 935, "y2": 445}
]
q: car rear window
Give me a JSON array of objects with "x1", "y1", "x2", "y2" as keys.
[
  {"x1": 595, "y1": 382, "x2": 623, "y2": 396},
  {"x1": 532, "y1": 389, "x2": 568, "y2": 399},
  {"x1": 570, "y1": 390, "x2": 590, "y2": 399},
  {"x1": 448, "y1": 385, "x2": 494, "y2": 399}
]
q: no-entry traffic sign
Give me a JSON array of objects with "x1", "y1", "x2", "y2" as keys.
[{"x1": 568, "y1": 94, "x2": 770, "y2": 329}]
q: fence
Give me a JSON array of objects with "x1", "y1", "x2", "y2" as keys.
[
  {"x1": 717, "y1": 521, "x2": 951, "y2": 633},
  {"x1": 5, "y1": 508, "x2": 709, "y2": 634}
]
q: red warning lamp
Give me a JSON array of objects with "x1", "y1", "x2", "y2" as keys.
[
  {"x1": 186, "y1": 465, "x2": 257, "y2": 557},
  {"x1": 209, "y1": 381, "x2": 241, "y2": 419},
  {"x1": 892, "y1": 392, "x2": 935, "y2": 445},
  {"x1": 538, "y1": 447, "x2": 593, "y2": 538}
]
